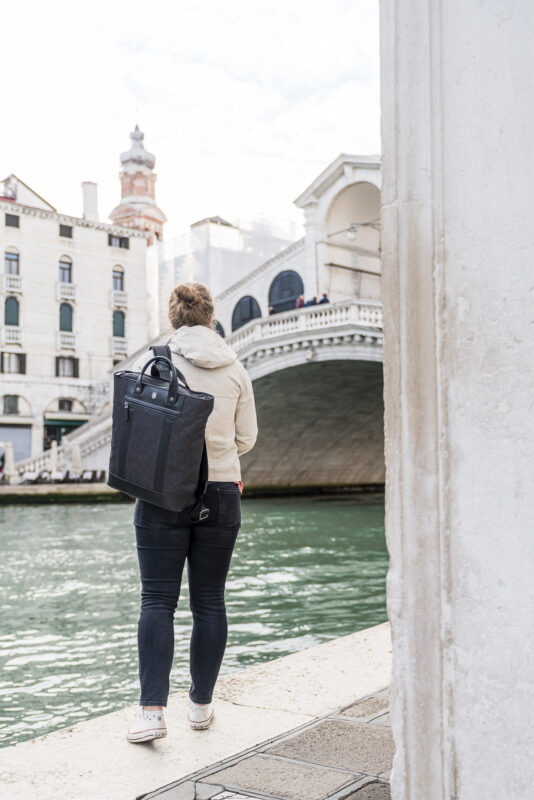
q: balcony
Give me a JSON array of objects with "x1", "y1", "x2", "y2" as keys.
[
  {"x1": 57, "y1": 331, "x2": 76, "y2": 350},
  {"x1": 2, "y1": 325, "x2": 22, "y2": 345},
  {"x1": 111, "y1": 290, "x2": 127, "y2": 308},
  {"x1": 57, "y1": 282, "x2": 76, "y2": 301},
  {"x1": 3, "y1": 274, "x2": 22, "y2": 293},
  {"x1": 112, "y1": 336, "x2": 128, "y2": 355}
]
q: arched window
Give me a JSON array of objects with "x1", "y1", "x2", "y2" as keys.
[
  {"x1": 112, "y1": 267, "x2": 124, "y2": 291},
  {"x1": 113, "y1": 310, "x2": 125, "y2": 337},
  {"x1": 268, "y1": 270, "x2": 304, "y2": 313},
  {"x1": 214, "y1": 320, "x2": 225, "y2": 338},
  {"x1": 231, "y1": 295, "x2": 261, "y2": 332},
  {"x1": 5, "y1": 296, "x2": 19, "y2": 326},
  {"x1": 4, "y1": 249, "x2": 19, "y2": 275},
  {"x1": 59, "y1": 257, "x2": 72, "y2": 283},
  {"x1": 59, "y1": 303, "x2": 73, "y2": 332}
]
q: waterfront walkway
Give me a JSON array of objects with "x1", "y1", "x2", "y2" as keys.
[{"x1": 0, "y1": 623, "x2": 392, "y2": 800}]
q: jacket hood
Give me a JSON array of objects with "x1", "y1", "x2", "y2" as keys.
[{"x1": 168, "y1": 325, "x2": 238, "y2": 369}]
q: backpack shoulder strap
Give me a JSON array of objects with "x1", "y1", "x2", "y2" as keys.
[{"x1": 149, "y1": 344, "x2": 172, "y2": 377}]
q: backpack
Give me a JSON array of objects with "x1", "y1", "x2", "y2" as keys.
[{"x1": 107, "y1": 344, "x2": 214, "y2": 521}]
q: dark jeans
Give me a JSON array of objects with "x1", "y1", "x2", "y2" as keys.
[{"x1": 133, "y1": 481, "x2": 241, "y2": 706}]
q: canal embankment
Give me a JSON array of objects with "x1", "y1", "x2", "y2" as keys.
[{"x1": 0, "y1": 622, "x2": 392, "y2": 800}]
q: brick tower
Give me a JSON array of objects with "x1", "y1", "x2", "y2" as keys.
[{"x1": 109, "y1": 125, "x2": 166, "y2": 245}]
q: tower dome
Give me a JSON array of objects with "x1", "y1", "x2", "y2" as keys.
[
  {"x1": 109, "y1": 125, "x2": 166, "y2": 245},
  {"x1": 120, "y1": 125, "x2": 156, "y2": 170}
]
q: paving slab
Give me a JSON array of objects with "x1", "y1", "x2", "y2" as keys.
[
  {"x1": 201, "y1": 754, "x2": 360, "y2": 800},
  {"x1": 266, "y1": 718, "x2": 395, "y2": 776},
  {"x1": 339, "y1": 696, "x2": 389, "y2": 721},
  {"x1": 343, "y1": 781, "x2": 391, "y2": 799}
]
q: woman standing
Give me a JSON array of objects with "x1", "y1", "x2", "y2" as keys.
[{"x1": 127, "y1": 282, "x2": 258, "y2": 743}]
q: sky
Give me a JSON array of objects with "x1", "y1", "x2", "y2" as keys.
[{"x1": 2, "y1": 0, "x2": 380, "y2": 239}]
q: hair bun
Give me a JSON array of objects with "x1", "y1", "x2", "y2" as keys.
[{"x1": 175, "y1": 285, "x2": 199, "y2": 307}]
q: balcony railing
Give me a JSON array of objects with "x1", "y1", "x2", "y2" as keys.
[
  {"x1": 2, "y1": 325, "x2": 22, "y2": 345},
  {"x1": 3, "y1": 274, "x2": 22, "y2": 293},
  {"x1": 58, "y1": 331, "x2": 76, "y2": 350},
  {"x1": 111, "y1": 290, "x2": 127, "y2": 308},
  {"x1": 112, "y1": 336, "x2": 128, "y2": 355},
  {"x1": 57, "y1": 282, "x2": 76, "y2": 301}
]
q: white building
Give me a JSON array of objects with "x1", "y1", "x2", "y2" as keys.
[{"x1": 0, "y1": 173, "x2": 151, "y2": 460}]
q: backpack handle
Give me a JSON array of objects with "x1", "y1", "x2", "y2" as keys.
[{"x1": 134, "y1": 356, "x2": 189, "y2": 404}]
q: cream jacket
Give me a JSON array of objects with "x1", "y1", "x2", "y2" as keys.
[{"x1": 131, "y1": 325, "x2": 258, "y2": 482}]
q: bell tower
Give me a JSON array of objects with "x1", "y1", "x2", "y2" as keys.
[{"x1": 109, "y1": 125, "x2": 166, "y2": 245}]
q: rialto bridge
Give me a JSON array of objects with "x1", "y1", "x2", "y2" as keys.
[{"x1": 14, "y1": 299, "x2": 384, "y2": 489}]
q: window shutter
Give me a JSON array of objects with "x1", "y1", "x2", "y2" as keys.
[
  {"x1": 19, "y1": 353, "x2": 26, "y2": 374},
  {"x1": 55, "y1": 356, "x2": 60, "y2": 377},
  {"x1": 73, "y1": 358, "x2": 79, "y2": 378},
  {"x1": 0, "y1": 352, "x2": 3, "y2": 373}
]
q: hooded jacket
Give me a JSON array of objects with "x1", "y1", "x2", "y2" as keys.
[{"x1": 131, "y1": 325, "x2": 258, "y2": 482}]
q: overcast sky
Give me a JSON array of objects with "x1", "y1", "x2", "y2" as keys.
[{"x1": 3, "y1": 0, "x2": 380, "y2": 238}]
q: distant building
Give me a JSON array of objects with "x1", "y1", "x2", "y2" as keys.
[{"x1": 0, "y1": 162, "x2": 152, "y2": 460}]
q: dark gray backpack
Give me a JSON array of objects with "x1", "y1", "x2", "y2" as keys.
[{"x1": 107, "y1": 344, "x2": 214, "y2": 520}]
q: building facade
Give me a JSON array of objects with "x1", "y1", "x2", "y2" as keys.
[{"x1": 0, "y1": 174, "x2": 151, "y2": 460}]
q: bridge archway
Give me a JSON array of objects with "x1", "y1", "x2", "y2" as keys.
[
  {"x1": 325, "y1": 181, "x2": 381, "y2": 302},
  {"x1": 240, "y1": 359, "x2": 384, "y2": 488}
]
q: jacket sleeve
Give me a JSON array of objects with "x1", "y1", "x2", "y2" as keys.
[{"x1": 235, "y1": 366, "x2": 258, "y2": 456}]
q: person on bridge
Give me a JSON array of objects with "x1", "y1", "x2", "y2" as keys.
[
  {"x1": 126, "y1": 282, "x2": 258, "y2": 744},
  {"x1": 318, "y1": 293, "x2": 329, "y2": 304},
  {"x1": 295, "y1": 294, "x2": 305, "y2": 308}
]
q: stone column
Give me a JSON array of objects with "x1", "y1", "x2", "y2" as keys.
[{"x1": 379, "y1": 2, "x2": 534, "y2": 798}]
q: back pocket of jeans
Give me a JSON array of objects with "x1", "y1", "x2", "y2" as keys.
[{"x1": 216, "y1": 488, "x2": 241, "y2": 527}]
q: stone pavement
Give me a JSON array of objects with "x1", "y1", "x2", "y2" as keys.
[{"x1": 139, "y1": 687, "x2": 393, "y2": 800}]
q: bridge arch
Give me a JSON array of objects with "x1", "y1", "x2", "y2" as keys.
[{"x1": 240, "y1": 359, "x2": 384, "y2": 488}]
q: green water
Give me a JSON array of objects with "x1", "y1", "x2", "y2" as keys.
[{"x1": 0, "y1": 494, "x2": 387, "y2": 748}]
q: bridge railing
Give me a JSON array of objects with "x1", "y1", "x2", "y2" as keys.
[{"x1": 226, "y1": 299, "x2": 383, "y2": 351}]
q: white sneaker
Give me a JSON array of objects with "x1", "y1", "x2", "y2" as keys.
[
  {"x1": 127, "y1": 707, "x2": 167, "y2": 743},
  {"x1": 188, "y1": 696, "x2": 214, "y2": 729}
]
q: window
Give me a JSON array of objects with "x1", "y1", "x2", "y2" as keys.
[
  {"x1": 112, "y1": 268, "x2": 124, "y2": 291},
  {"x1": 1, "y1": 352, "x2": 26, "y2": 373},
  {"x1": 58, "y1": 398, "x2": 73, "y2": 411},
  {"x1": 59, "y1": 259, "x2": 72, "y2": 283},
  {"x1": 5, "y1": 213, "x2": 19, "y2": 228},
  {"x1": 56, "y1": 356, "x2": 79, "y2": 378},
  {"x1": 268, "y1": 270, "x2": 305, "y2": 313},
  {"x1": 113, "y1": 310, "x2": 125, "y2": 337},
  {"x1": 4, "y1": 252, "x2": 19, "y2": 274},
  {"x1": 231, "y1": 295, "x2": 262, "y2": 331},
  {"x1": 59, "y1": 224, "x2": 73, "y2": 238},
  {"x1": 3, "y1": 395, "x2": 19, "y2": 415},
  {"x1": 59, "y1": 303, "x2": 73, "y2": 332},
  {"x1": 108, "y1": 234, "x2": 129, "y2": 249},
  {"x1": 214, "y1": 320, "x2": 225, "y2": 338},
  {"x1": 4, "y1": 296, "x2": 19, "y2": 326}
]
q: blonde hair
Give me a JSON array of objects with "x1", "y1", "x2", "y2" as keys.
[{"x1": 168, "y1": 282, "x2": 215, "y2": 329}]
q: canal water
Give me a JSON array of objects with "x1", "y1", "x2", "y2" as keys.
[{"x1": 0, "y1": 493, "x2": 387, "y2": 748}]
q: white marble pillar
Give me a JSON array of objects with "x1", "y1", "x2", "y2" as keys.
[{"x1": 379, "y1": 1, "x2": 534, "y2": 797}]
